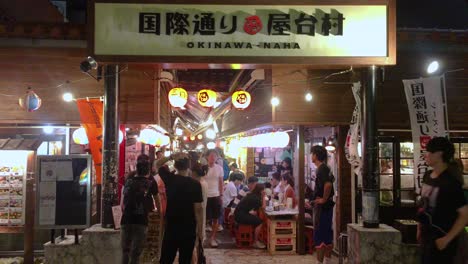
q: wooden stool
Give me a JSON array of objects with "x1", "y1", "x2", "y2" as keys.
[
  {"x1": 305, "y1": 225, "x2": 315, "y2": 254},
  {"x1": 235, "y1": 224, "x2": 254, "y2": 248}
]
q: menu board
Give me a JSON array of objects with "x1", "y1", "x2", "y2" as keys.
[
  {"x1": 36, "y1": 155, "x2": 92, "y2": 229},
  {"x1": 0, "y1": 151, "x2": 29, "y2": 226}
]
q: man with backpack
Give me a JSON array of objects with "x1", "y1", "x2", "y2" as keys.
[{"x1": 121, "y1": 155, "x2": 159, "y2": 264}]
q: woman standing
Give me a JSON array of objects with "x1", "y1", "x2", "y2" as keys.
[{"x1": 417, "y1": 137, "x2": 468, "y2": 264}]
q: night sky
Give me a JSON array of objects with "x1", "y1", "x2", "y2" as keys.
[{"x1": 397, "y1": 0, "x2": 468, "y2": 29}]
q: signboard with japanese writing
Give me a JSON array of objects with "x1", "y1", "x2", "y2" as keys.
[
  {"x1": 403, "y1": 76, "x2": 449, "y2": 193},
  {"x1": 90, "y1": 1, "x2": 396, "y2": 65}
]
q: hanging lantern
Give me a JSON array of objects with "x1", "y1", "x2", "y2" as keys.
[
  {"x1": 155, "y1": 134, "x2": 170, "y2": 147},
  {"x1": 139, "y1": 128, "x2": 158, "y2": 145},
  {"x1": 232, "y1": 91, "x2": 252, "y2": 110},
  {"x1": 19, "y1": 87, "x2": 42, "y2": 112},
  {"x1": 197, "y1": 89, "x2": 216, "y2": 108},
  {"x1": 168, "y1": 87, "x2": 188, "y2": 108},
  {"x1": 72, "y1": 127, "x2": 89, "y2": 145}
]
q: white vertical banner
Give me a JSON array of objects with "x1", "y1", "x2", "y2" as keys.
[
  {"x1": 346, "y1": 82, "x2": 362, "y2": 177},
  {"x1": 403, "y1": 75, "x2": 449, "y2": 193}
]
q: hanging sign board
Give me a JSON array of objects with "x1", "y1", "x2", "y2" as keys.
[
  {"x1": 35, "y1": 155, "x2": 92, "y2": 229},
  {"x1": 402, "y1": 76, "x2": 449, "y2": 194},
  {"x1": 89, "y1": 0, "x2": 396, "y2": 66}
]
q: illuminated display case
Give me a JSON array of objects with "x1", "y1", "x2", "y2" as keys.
[{"x1": 0, "y1": 151, "x2": 30, "y2": 226}]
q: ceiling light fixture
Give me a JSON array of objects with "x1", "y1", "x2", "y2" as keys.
[{"x1": 271, "y1": 97, "x2": 280, "y2": 106}]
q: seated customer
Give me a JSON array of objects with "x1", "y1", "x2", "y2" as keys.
[
  {"x1": 281, "y1": 173, "x2": 297, "y2": 208},
  {"x1": 234, "y1": 183, "x2": 266, "y2": 249},
  {"x1": 223, "y1": 173, "x2": 243, "y2": 208},
  {"x1": 270, "y1": 172, "x2": 282, "y2": 199}
]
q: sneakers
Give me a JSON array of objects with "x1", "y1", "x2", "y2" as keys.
[
  {"x1": 210, "y1": 239, "x2": 219, "y2": 248},
  {"x1": 254, "y1": 241, "x2": 266, "y2": 249},
  {"x1": 206, "y1": 226, "x2": 212, "y2": 232},
  {"x1": 218, "y1": 225, "x2": 224, "y2": 232}
]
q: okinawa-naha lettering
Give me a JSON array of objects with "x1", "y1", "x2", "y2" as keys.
[{"x1": 185, "y1": 42, "x2": 301, "y2": 49}]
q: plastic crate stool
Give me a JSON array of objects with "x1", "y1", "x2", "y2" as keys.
[
  {"x1": 224, "y1": 207, "x2": 232, "y2": 229},
  {"x1": 258, "y1": 224, "x2": 268, "y2": 244},
  {"x1": 228, "y1": 214, "x2": 236, "y2": 236},
  {"x1": 235, "y1": 224, "x2": 254, "y2": 248},
  {"x1": 305, "y1": 225, "x2": 315, "y2": 254}
]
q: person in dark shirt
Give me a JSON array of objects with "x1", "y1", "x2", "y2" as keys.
[
  {"x1": 158, "y1": 153, "x2": 204, "y2": 264},
  {"x1": 234, "y1": 183, "x2": 266, "y2": 249},
  {"x1": 121, "y1": 156, "x2": 159, "y2": 264},
  {"x1": 311, "y1": 145, "x2": 335, "y2": 264},
  {"x1": 417, "y1": 137, "x2": 468, "y2": 264}
]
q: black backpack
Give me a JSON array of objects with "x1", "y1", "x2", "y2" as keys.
[{"x1": 123, "y1": 176, "x2": 153, "y2": 215}]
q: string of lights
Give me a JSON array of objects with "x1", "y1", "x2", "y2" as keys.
[{"x1": 0, "y1": 67, "x2": 352, "y2": 98}]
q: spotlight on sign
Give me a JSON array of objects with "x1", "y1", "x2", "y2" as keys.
[
  {"x1": 197, "y1": 89, "x2": 217, "y2": 108},
  {"x1": 80, "y1": 56, "x2": 98, "y2": 73},
  {"x1": 168, "y1": 87, "x2": 188, "y2": 108},
  {"x1": 271, "y1": 97, "x2": 280, "y2": 107},
  {"x1": 426, "y1": 61, "x2": 440, "y2": 74},
  {"x1": 232, "y1": 90, "x2": 252, "y2": 110}
]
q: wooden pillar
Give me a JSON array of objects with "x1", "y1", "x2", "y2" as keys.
[
  {"x1": 335, "y1": 126, "x2": 352, "y2": 236},
  {"x1": 296, "y1": 125, "x2": 305, "y2": 254}
]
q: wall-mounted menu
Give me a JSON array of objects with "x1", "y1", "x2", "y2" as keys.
[
  {"x1": 0, "y1": 151, "x2": 29, "y2": 226},
  {"x1": 36, "y1": 155, "x2": 92, "y2": 229}
]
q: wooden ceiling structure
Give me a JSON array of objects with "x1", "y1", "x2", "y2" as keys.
[{"x1": 0, "y1": 0, "x2": 467, "y2": 134}]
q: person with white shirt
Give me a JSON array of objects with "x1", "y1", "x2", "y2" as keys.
[
  {"x1": 204, "y1": 149, "x2": 224, "y2": 248},
  {"x1": 270, "y1": 172, "x2": 283, "y2": 199},
  {"x1": 223, "y1": 173, "x2": 243, "y2": 208}
]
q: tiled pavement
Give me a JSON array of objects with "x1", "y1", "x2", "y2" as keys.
[
  {"x1": 204, "y1": 248, "x2": 339, "y2": 264},
  {"x1": 202, "y1": 229, "x2": 339, "y2": 264}
]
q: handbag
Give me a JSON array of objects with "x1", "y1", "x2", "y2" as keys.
[{"x1": 197, "y1": 238, "x2": 206, "y2": 264}]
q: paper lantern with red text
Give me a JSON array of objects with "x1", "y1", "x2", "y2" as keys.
[
  {"x1": 232, "y1": 91, "x2": 251, "y2": 110},
  {"x1": 197, "y1": 89, "x2": 216, "y2": 108}
]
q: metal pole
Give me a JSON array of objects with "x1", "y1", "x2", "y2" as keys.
[
  {"x1": 361, "y1": 66, "x2": 379, "y2": 228},
  {"x1": 297, "y1": 125, "x2": 306, "y2": 254},
  {"x1": 102, "y1": 65, "x2": 120, "y2": 228}
]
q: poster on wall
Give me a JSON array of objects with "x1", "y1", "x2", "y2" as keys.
[
  {"x1": 38, "y1": 182, "x2": 56, "y2": 225},
  {"x1": 403, "y1": 75, "x2": 449, "y2": 193},
  {"x1": 36, "y1": 155, "x2": 92, "y2": 229}
]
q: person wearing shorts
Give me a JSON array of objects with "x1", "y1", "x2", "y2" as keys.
[
  {"x1": 204, "y1": 149, "x2": 224, "y2": 247},
  {"x1": 311, "y1": 145, "x2": 335, "y2": 264},
  {"x1": 234, "y1": 183, "x2": 266, "y2": 249}
]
